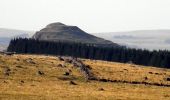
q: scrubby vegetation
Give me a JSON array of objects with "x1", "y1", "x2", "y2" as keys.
[
  {"x1": 8, "y1": 38, "x2": 170, "y2": 68},
  {"x1": 0, "y1": 54, "x2": 170, "y2": 99}
]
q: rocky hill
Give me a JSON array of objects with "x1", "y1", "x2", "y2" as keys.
[{"x1": 32, "y1": 22, "x2": 118, "y2": 47}]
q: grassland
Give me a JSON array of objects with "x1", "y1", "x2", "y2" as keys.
[{"x1": 0, "y1": 54, "x2": 170, "y2": 100}]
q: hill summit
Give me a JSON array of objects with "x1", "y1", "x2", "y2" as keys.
[{"x1": 32, "y1": 22, "x2": 118, "y2": 47}]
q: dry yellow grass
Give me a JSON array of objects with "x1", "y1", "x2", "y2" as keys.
[
  {"x1": 0, "y1": 54, "x2": 170, "y2": 100},
  {"x1": 84, "y1": 59, "x2": 170, "y2": 85}
]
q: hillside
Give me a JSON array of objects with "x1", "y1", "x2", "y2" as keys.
[
  {"x1": 94, "y1": 30, "x2": 170, "y2": 50},
  {"x1": 0, "y1": 37, "x2": 10, "y2": 51},
  {"x1": 32, "y1": 22, "x2": 118, "y2": 47},
  {"x1": 0, "y1": 28, "x2": 34, "y2": 51},
  {"x1": 0, "y1": 54, "x2": 170, "y2": 100},
  {"x1": 0, "y1": 28, "x2": 34, "y2": 38},
  {"x1": 0, "y1": 34, "x2": 30, "y2": 51},
  {"x1": 8, "y1": 38, "x2": 170, "y2": 68}
]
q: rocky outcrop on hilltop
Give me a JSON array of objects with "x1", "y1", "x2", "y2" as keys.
[{"x1": 32, "y1": 22, "x2": 118, "y2": 47}]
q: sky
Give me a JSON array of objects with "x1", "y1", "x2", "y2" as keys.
[{"x1": 0, "y1": 0, "x2": 170, "y2": 33}]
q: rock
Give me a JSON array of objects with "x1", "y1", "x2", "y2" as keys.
[
  {"x1": 86, "y1": 65, "x2": 92, "y2": 70},
  {"x1": 148, "y1": 72, "x2": 153, "y2": 74},
  {"x1": 16, "y1": 58, "x2": 20, "y2": 61},
  {"x1": 166, "y1": 77, "x2": 170, "y2": 81},
  {"x1": 65, "y1": 59, "x2": 72, "y2": 63},
  {"x1": 20, "y1": 80, "x2": 24, "y2": 83},
  {"x1": 3, "y1": 81, "x2": 8, "y2": 83},
  {"x1": 71, "y1": 58, "x2": 95, "y2": 80},
  {"x1": 68, "y1": 69, "x2": 72, "y2": 73},
  {"x1": 144, "y1": 77, "x2": 148, "y2": 80},
  {"x1": 57, "y1": 64, "x2": 63, "y2": 67},
  {"x1": 26, "y1": 58, "x2": 36, "y2": 64},
  {"x1": 38, "y1": 71, "x2": 44, "y2": 75},
  {"x1": 4, "y1": 68, "x2": 11, "y2": 76},
  {"x1": 155, "y1": 73, "x2": 162, "y2": 75},
  {"x1": 58, "y1": 56, "x2": 64, "y2": 61},
  {"x1": 69, "y1": 81, "x2": 77, "y2": 85},
  {"x1": 5, "y1": 73, "x2": 9, "y2": 76},
  {"x1": 155, "y1": 73, "x2": 159, "y2": 75},
  {"x1": 63, "y1": 72, "x2": 70, "y2": 76},
  {"x1": 5, "y1": 68, "x2": 11, "y2": 72},
  {"x1": 16, "y1": 65, "x2": 23, "y2": 68},
  {"x1": 164, "y1": 95, "x2": 170, "y2": 97},
  {"x1": 98, "y1": 88, "x2": 105, "y2": 91}
]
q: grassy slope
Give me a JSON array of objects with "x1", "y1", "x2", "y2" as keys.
[{"x1": 0, "y1": 54, "x2": 170, "y2": 100}]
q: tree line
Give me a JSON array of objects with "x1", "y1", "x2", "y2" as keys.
[{"x1": 7, "y1": 38, "x2": 170, "y2": 68}]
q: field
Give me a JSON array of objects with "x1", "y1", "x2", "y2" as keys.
[{"x1": 0, "y1": 54, "x2": 170, "y2": 100}]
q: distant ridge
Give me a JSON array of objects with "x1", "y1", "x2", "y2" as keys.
[
  {"x1": 94, "y1": 30, "x2": 170, "y2": 50},
  {"x1": 32, "y1": 22, "x2": 119, "y2": 47},
  {"x1": 0, "y1": 28, "x2": 34, "y2": 51},
  {"x1": 0, "y1": 28, "x2": 34, "y2": 37}
]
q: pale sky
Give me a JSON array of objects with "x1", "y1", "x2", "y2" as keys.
[{"x1": 0, "y1": 0, "x2": 170, "y2": 33}]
